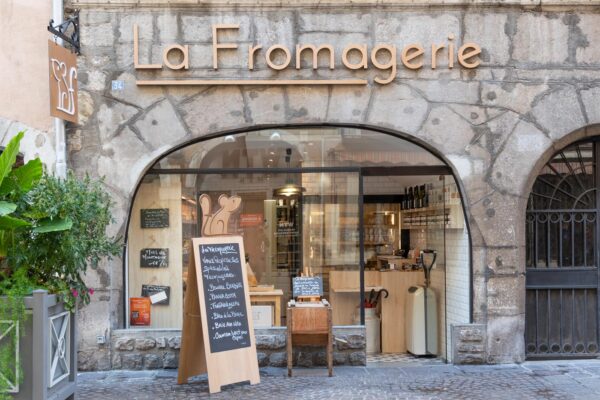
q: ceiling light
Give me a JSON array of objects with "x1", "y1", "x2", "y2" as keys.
[{"x1": 270, "y1": 132, "x2": 281, "y2": 140}]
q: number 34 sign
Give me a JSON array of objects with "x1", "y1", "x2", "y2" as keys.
[{"x1": 48, "y1": 40, "x2": 78, "y2": 123}]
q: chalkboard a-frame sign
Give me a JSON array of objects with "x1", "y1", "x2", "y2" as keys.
[{"x1": 177, "y1": 236, "x2": 259, "y2": 394}]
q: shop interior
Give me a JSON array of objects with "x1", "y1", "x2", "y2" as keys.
[{"x1": 126, "y1": 128, "x2": 470, "y2": 363}]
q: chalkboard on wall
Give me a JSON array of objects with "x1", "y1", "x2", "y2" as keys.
[
  {"x1": 141, "y1": 284, "x2": 170, "y2": 305},
  {"x1": 199, "y1": 242, "x2": 251, "y2": 353},
  {"x1": 141, "y1": 208, "x2": 169, "y2": 229},
  {"x1": 140, "y1": 248, "x2": 169, "y2": 268},
  {"x1": 292, "y1": 277, "x2": 323, "y2": 298}
]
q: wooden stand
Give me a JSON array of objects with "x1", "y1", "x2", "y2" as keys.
[
  {"x1": 286, "y1": 302, "x2": 333, "y2": 377},
  {"x1": 178, "y1": 236, "x2": 260, "y2": 394}
]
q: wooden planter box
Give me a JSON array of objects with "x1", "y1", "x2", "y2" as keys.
[{"x1": 1, "y1": 290, "x2": 77, "y2": 400}]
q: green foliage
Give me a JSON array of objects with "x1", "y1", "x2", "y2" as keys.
[
  {"x1": 0, "y1": 131, "x2": 122, "y2": 395},
  {"x1": 9, "y1": 173, "x2": 122, "y2": 310}
]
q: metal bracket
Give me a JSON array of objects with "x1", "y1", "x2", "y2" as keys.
[{"x1": 48, "y1": 10, "x2": 80, "y2": 54}]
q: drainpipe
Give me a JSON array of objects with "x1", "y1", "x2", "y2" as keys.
[{"x1": 52, "y1": 0, "x2": 67, "y2": 179}]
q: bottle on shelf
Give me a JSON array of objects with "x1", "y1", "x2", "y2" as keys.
[
  {"x1": 407, "y1": 187, "x2": 413, "y2": 209},
  {"x1": 413, "y1": 185, "x2": 419, "y2": 208}
]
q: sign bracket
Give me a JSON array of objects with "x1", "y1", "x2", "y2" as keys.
[{"x1": 48, "y1": 10, "x2": 80, "y2": 54}]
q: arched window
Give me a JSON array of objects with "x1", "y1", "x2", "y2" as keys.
[{"x1": 126, "y1": 126, "x2": 471, "y2": 362}]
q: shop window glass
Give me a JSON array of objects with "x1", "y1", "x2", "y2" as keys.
[{"x1": 126, "y1": 127, "x2": 446, "y2": 329}]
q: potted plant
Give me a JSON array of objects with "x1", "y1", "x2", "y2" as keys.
[{"x1": 0, "y1": 131, "x2": 121, "y2": 399}]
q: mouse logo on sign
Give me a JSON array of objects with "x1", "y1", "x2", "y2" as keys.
[
  {"x1": 199, "y1": 194, "x2": 242, "y2": 236},
  {"x1": 48, "y1": 40, "x2": 78, "y2": 123}
]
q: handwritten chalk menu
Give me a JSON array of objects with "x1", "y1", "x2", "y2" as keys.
[
  {"x1": 199, "y1": 242, "x2": 251, "y2": 353},
  {"x1": 178, "y1": 236, "x2": 259, "y2": 393},
  {"x1": 140, "y1": 248, "x2": 169, "y2": 268},
  {"x1": 293, "y1": 276, "x2": 323, "y2": 298},
  {"x1": 141, "y1": 208, "x2": 169, "y2": 229}
]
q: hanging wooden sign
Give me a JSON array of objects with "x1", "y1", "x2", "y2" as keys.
[
  {"x1": 48, "y1": 40, "x2": 78, "y2": 123},
  {"x1": 178, "y1": 236, "x2": 259, "y2": 393}
]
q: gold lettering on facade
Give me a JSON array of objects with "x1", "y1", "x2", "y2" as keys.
[
  {"x1": 248, "y1": 45, "x2": 262, "y2": 70},
  {"x1": 370, "y1": 45, "x2": 397, "y2": 85},
  {"x1": 133, "y1": 24, "x2": 482, "y2": 86},
  {"x1": 295, "y1": 44, "x2": 335, "y2": 70},
  {"x1": 401, "y1": 44, "x2": 424, "y2": 70},
  {"x1": 212, "y1": 24, "x2": 239, "y2": 69},
  {"x1": 133, "y1": 24, "x2": 161, "y2": 69},
  {"x1": 458, "y1": 43, "x2": 481, "y2": 69},
  {"x1": 163, "y1": 45, "x2": 189, "y2": 70},
  {"x1": 342, "y1": 45, "x2": 368, "y2": 70},
  {"x1": 266, "y1": 45, "x2": 292, "y2": 70},
  {"x1": 431, "y1": 44, "x2": 445, "y2": 70},
  {"x1": 448, "y1": 34, "x2": 455, "y2": 69}
]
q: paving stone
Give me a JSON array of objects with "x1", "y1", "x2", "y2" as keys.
[{"x1": 77, "y1": 361, "x2": 600, "y2": 399}]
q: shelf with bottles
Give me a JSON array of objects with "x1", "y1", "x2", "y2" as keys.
[{"x1": 400, "y1": 203, "x2": 464, "y2": 229}]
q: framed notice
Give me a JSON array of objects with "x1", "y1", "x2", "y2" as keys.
[
  {"x1": 178, "y1": 236, "x2": 259, "y2": 393},
  {"x1": 141, "y1": 284, "x2": 170, "y2": 305},
  {"x1": 140, "y1": 248, "x2": 169, "y2": 268},
  {"x1": 141, "y1": 208, "x2": 169, "y2": 228}
]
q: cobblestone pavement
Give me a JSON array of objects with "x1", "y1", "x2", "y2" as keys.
[{"x1": 77, "y1": 360, "x2": 600, "y2": 399}]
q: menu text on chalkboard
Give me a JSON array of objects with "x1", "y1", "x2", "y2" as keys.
[
  {"x1": 293, "y1": 277, "x2": 323, "y2": 298},
  {"x1": 199, "y1": 243, "x2": 251, "y2": 353},
  {"x1": 141, "y1": 208, "x2": 170, "y2": 229},
  {"x1": 140, "y1": 248, "x2": 169, "y2": 268}
]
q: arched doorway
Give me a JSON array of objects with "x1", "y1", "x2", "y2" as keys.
[
  {"x1": 526, "y1": 139, "x2": 599, "y2": 358},
  {"x1": 125, "y1": 126, "x2": 472, "y2": 362}
]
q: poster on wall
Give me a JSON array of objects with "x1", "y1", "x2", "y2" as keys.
[
  {"x1": 140, "y1": 248, "x2": 169, "y2": 268},
  {"x1": 130, "y1": 297, "x2": 151, "y2": 326},
  {"x1": 141, "y1": 208, "x2": 169, "y2": 228}
]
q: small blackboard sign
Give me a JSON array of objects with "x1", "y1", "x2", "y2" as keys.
[
  {"x1": 199, "y1": 242, "x2": 251, "y2": 353},
  {"x1": 292, "y1": 277, "x2": 323, "y2": 298},
  {"x1": 141, "y1": 208, "x2": 169, "y2": 229},
  {"x1": 140, "y1": 248, "x2": 169, "y2": 268},
  {"x1": 141, "y1": 284, "x2": 170, "y2": 305}
]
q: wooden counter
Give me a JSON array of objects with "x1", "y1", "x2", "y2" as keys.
[{"x1": 329, "y1": 270, "x2": 424, "y2": 353}]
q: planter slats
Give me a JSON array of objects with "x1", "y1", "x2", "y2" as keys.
[{"x1": 3, "y1": 290, "x2": 77, "y2": 400}]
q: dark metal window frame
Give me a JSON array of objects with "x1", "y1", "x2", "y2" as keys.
[
  {"x1": 121, "y1": 125, "x2": 472, "y2": 333},
  {"x1": 525, "y1": 138, "x2": 600, "y2": 359}
]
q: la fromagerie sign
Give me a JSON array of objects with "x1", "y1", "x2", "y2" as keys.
[{"x1": 134, "y1": 24, "x2": 481, "y2": 86}]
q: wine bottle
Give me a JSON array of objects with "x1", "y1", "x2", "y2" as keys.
[{"x1": 408, "y1": 187, "x2": 413, "y2": 209}]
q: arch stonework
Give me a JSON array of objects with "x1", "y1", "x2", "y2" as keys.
[{"x1": 68, "y1": 5, "x2": 600, "y2": 369}]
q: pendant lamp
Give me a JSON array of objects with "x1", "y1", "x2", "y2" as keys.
[{"x1": 273, "y1": 148, "x2": 305, "y2": 197}]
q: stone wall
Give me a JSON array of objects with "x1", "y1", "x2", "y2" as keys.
[
  {"x1": 109, "y1": 326, "x2": 366, "y2": 370},
  {"x1": 68, "y1": 3, "x2": 600, "y2": 369},
  {"x1": 452, "y1": 324, "x2": 487, "y2": 364}
]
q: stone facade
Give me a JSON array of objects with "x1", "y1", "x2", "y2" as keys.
[
  {"x1": 67, "y1": 2, "x2": 600, "y2": 369},
  {"x1": 108, "y1": 327, "x2": 365, "y2": 370}
]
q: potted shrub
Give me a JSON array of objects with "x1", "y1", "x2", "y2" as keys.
[{"x1": 0, "y1": 132, "x2": 121, "y2": 399}]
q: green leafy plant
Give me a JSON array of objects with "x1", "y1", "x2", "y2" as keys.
[
  {"x1": 10, "y1": 173, "x2": 122, "y2": 309},
  {"x1": 0, "y1": 131, "x2": 122, "y2": 397}
]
